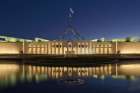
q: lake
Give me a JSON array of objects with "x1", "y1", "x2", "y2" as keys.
[{"x1": 0, "y1": 60, "x2": 140, "y2": 93}]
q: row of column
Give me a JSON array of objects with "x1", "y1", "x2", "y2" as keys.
[{"x1": 27, "y1": 42, "x2": 113, "y2": 54}]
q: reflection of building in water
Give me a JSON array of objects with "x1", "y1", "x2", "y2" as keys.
[
  {"x1": 26, "y1": 64, "x2": 113, "y2": 79},
  {"x1": 0, "y1": 63, "x2": 140, "y2": 88},
  {"x1": 0, "y1": 64, "x2": 20, "y2": 87},
  {"x1": 23, "y1": 64, "x2": 140, "y2": 80},
  {"x1": 119, "y1": 64, "x2": 140, "y2": 77}
]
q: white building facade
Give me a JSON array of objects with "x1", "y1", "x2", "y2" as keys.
[{"x1": 24, "y1": 41, "x2": 116, "y2": 55}]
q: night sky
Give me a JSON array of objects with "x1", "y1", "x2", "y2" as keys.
[{"x1": 0, "y1": 0, "x2": 140, "y2": 40}]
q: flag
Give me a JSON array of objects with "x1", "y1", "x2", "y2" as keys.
[
  {"x1": 69, "y1": 8, "x2": 74, "y2": 18},
  {"x1": 69, "y1": 8, "x2": 74, "y2": 14}
]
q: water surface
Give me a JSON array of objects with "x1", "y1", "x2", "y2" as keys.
[{"x1": 0, "y1": 60, "x2": 140, "y2": 93}]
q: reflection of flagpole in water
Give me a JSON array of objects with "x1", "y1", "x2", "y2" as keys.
[
  {"x1": 21, "y1": 62, "x2": 25, "y2": 81},
  {"x1": 115, "y1": 64, "x2": 118, "y2": 77}
]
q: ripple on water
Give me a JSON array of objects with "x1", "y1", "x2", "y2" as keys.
[{"x1": 58, "y1": 78, "x2": 85, "y2": 86}]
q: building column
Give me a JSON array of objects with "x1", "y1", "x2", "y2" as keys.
[
  {"x1": 91, "y1": 43, "x2": 93, "y2": 54},
  {"x1": 35, "y1": 45, "x2": 37, "y2": 54},
  {"x1": 80, "y1": 42, "x2": 82, "y2": 54},
  {"x1": 40, "y1": 45, "x2": 41, "y2": 54},
  {"x1": 103, "y1": 46, "x2": 105, "y2": 54},
  {"x1": 95, "y1": 45, "x2": 96, "y2": 54},
  {"x1": 62, "y1": 42, "x2": 64, "y2": 55},
  {"x1": 98, "y1": 47, "x2": 100, "y2": 54},
  {"x1": 22, "y1": 40, "x2": 25, "y2": 54},
  {"x1": 84, "y1": 42, "x2": 86, "y2": 54},
  {"x1": 107, "y1": 45, "x2": 109, "y2": 54},
  {"x1": 51, "y1": 42, "x2": 52, "y2": 54},
  {"x1": 76, "y1": 42, "x2": 78, "y2": 55},
  {"x1": 46, "y1": 43, "x2": 48, "y2": 54},
  {"x1": 115, "y1": 41, "x2": 118, "y2": 54},
  {"x1": 58, "y1": 42, "x2": 60, "y2": 55},
  {"x1": 72, "y1": 42, "x2": 74, "y2": 54}
]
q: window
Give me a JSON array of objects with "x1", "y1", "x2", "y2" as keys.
[
  {"x1": 108, "y1": 44, "x2": 112, "y2": 47},
  {"x1": 28, "y1": 44, "x2": 32, "y2": 47},
  {"x1": 41, "y1": 45, "x2": 44, "y2": 47}
]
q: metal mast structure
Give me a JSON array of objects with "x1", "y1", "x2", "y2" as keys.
[{"x1": 60, "y1": 8, "x2": 84, "y2": 40}]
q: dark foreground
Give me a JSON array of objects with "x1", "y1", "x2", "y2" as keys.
[
  {"x1": 0, "y1": 60, "x2": 140, "y2": 93},
  {"x1": 0, "y1": 54, "x2": 140, "y2": 60},
  {"x1": 0, "y1": 54, "x2": 140, "y2": 65}
]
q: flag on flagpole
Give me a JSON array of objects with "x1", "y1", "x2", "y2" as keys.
[
  {"x1": 69, "y1": 8, "x2": 74, "y2": 14},
  {"x1": 69, "y1": 8, "x2": 74, "y2": 18}
]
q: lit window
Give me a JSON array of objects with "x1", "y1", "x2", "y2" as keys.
[
  {"x1": 96, "y1": 45, "x2": 100, "y2": 47},
  {"x1": 54, "y1": 45, "x2": 58, "y2": 48},
  {"x1": 79, "y1": 45, "x2": 81, "y2": 48},
  {"x1": 100, "y1": 45, "x2": 104, "y2": 47},
  {"x1": 28, "y1": 48, "x2": 32, "y2": 53},
  {"x1": 104, "y1": 44, "x2": 108, "y2": 47},
  {"x1": 41, "y1": 45, "x2": 44, "y2": 47},
  {"x1": 33, "y1": 45, "x2": 36, "y2": 47},
  {"x1": 108, "y1": 44, "x2": 112, "y2": 47},
  {"x1": 29, "y1": 44, "x2": 32, "y2": 47},
  {"x1": 68, "y1": 45, "x2": 72, "y2": 47}
]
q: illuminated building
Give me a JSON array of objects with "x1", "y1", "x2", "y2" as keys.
[
  {"x1": 0, "y1": 9, "x2": 140, "y2": 56},
  {"x1": 0, "y1": 35, "x2": 140, "y2": 55}
]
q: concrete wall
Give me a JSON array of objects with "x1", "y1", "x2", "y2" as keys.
[
  {"x1": 118, "y1": 42, "x2": 140, "y2": 54},
  {"x1": 0, "y1": 42, "x2": 22, "y2": 54}
]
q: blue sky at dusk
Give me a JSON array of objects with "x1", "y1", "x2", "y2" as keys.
[{"x1": 0, "y1": 0, "x2": 140, "y2": 40}]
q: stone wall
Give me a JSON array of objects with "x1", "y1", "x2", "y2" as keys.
[
  {"x1": 118, "y1": 42, "x2": 140, "y2": 54},
  {"x1": 0, "y1": 42, "x2": 22, "y2": 54}
]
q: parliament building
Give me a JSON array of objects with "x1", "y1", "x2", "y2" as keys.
[{"x1": 0, "y1": 36, "x2": 140, "y2": 55}]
